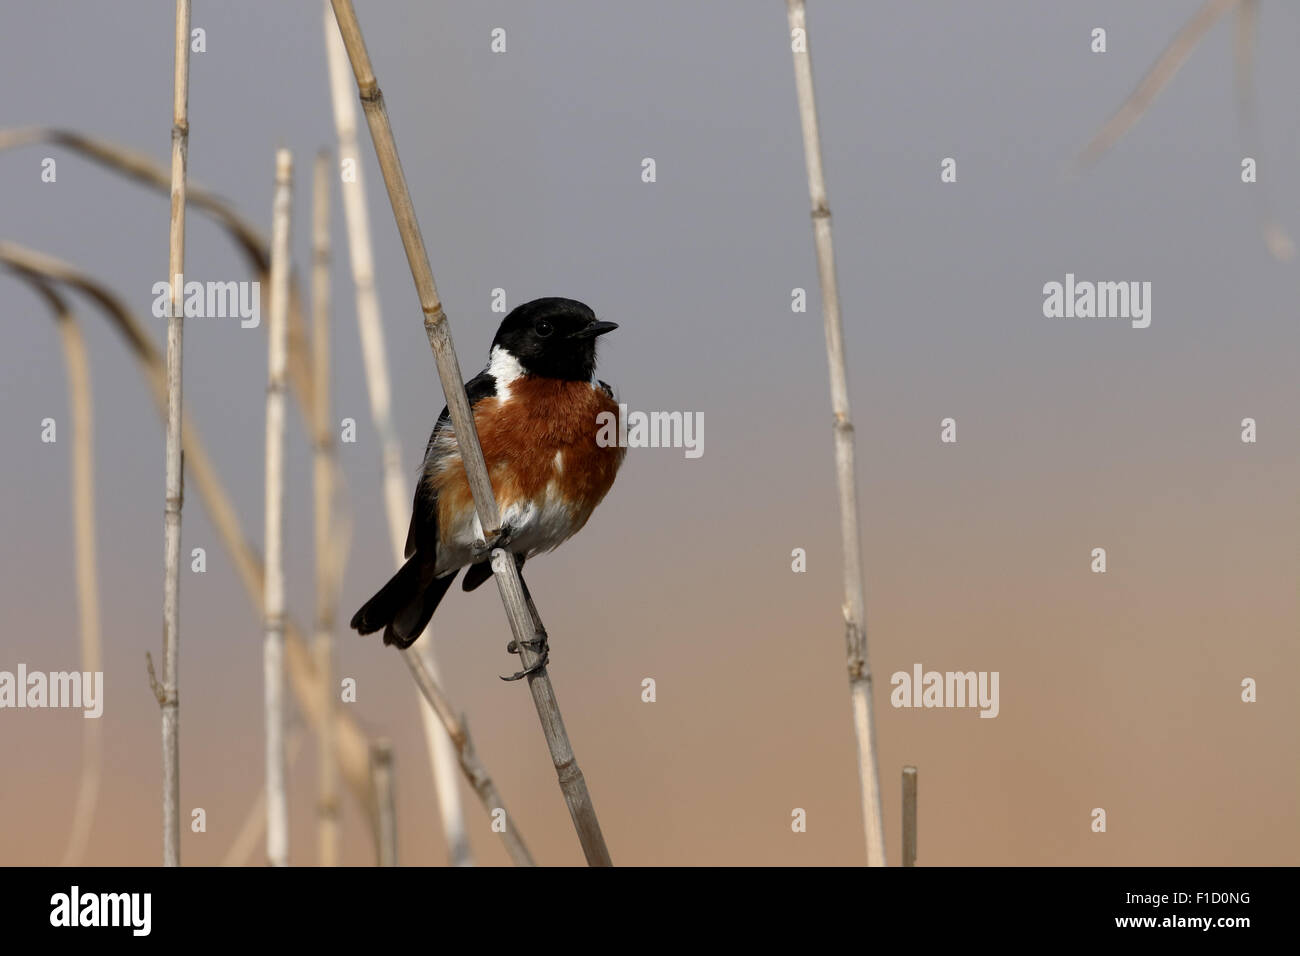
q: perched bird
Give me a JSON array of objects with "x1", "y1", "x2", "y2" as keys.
[{"x1": 350, "y1": 297, "x2": 624, "y2": 675}]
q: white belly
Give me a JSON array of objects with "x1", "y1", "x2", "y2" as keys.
[{"x1": 434, "y1": 479, "x2": 580, "y2": 575}]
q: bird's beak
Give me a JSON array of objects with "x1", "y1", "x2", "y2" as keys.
[{"x1": 569, "y1": 320, "x2": 619, "y2": 339}]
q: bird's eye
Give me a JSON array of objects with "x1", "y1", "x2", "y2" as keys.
[{"x1": 535, "y1": 319, "x2": 554, "y2": 337}]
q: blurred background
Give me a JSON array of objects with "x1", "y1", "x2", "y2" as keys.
[{"x1": 1, "y1": 0, "x2": 1296, "y2": 866}]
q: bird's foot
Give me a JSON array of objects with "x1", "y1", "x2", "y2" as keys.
[
  {"x1": 472, "y1": 523, "x2": 515, "y2": 561},
  {"x1": 500, "y1": 632, "x2": 549, "y2": 681}
]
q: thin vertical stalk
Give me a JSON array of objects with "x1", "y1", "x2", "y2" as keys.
[
  {"x1": 0, "y1": 127, "x2": 319, "y2": 428},
  {"x1": 322, "y1": 5, "x2": 413, "y2": 565},
  {"x1": 264, "y1": 148, "x2": 294, "y2": 867},
  {"x1": 902, "y1": 766, "x2": 917, "y2": 867},
  {"x1": 58, "y1": 309, "x2": 104, "y2": 867},
  {"x1": 370, "y1": 740, "x2": 397, "y2": 867},
  {"x1": 221, "y1": 727, "x2": 305, "y2": 867},
  {"x1": 488, "y1": 551, "x2": 607, "y2": 862},
  {"x1": 311, "y1": 150, "x2": 342, "y2": 867},
  {"x1": 323, "y1": 2, "x2": 472, "y2": 866},
  {"x1": 328, "y1": 0, "x2": 611, "y2": 865},
  {"x1": 160, "y1": 0, "x2": 191, "y2": 868},
  {"x1": 0, "y1": 244, "x2": 384, "y2": 839},
  {"x1": 785, "y1": 0, "x2": 886, "y2": 866},
  {"x1": 11, "y1": 276, "x2": 103, "y2": 866},
  {"x1": 399, "y1": 648, "x2": 535, "y2": 865}
]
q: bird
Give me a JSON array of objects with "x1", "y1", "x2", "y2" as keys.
[{"x1": 350, "y1": 297, "x2": 625, "y2": 677}]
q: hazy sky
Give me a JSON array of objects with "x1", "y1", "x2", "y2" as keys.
[{"x1": 2, "y1": 1, "x2": 1297, "y2": 866}]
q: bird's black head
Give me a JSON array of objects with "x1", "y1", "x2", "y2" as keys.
[{"x1": 490, "y1": 297, "x2": 617, "y2": 382}]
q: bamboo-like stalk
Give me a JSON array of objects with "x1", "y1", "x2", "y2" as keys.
[
  {"x1": 487, "y1": 550, "x2": 607, "y2": 857},
  {"x1": 785, "y1": 0, "x2": 886, "y2": 867},
  {"x1": 1074, "y1": 0, "x2": 1241, "y2": 171},
  {"x1": 3, "y1": 256, "x2": 373, "y2": 835},
  {"x1": 327, "y1": 0, "x2": 611, "y2": 865},
  {"x1": 3, "y1": 128, "x2": 489, "y2": 488},
  {"x1": 11, "y1": 275, "x2": 104, "y2": 866},
  {"x1": 55, "y1": 300, "x2": 105, "y2": 867},
  {"x1": 3, "y1": 103, "x2": 535, "y2": 873},
  {"x1": 399, "y1": 647, "x2": 535, "y2": 865},
  {"x1": 1070, "y1": 0, "x2": 1292, "y2": 258},
  {"x1": 0, "y1": 127, "x2": 320, "y2": 444},
  {"x1": 222, "y1": 725, "x2": 305, "y2": 867},
  {"x1": 160, "y1": 0, "x2": 191, "y2": 868},
  {"x1": 264, "y1": 149, "x2": 294, "y2": 867},
  {"x1": 1229, "y1": 1, "x2": 1292, "y2": 260},
  {"x1": 310, "y1": 150, "x2": 342, "y2": 867},
  {"x1": 902, "y1": 766, "x2": 917, "y2": 867},
  {"x1": 370, "y1": 740, "x2": 397, "y2": 867},
  {"x1": 322, "y1": 5, "x2": 415, "y2": 578},
  {"x1": 323, "y1": 3, "x2": 472, "y2": 867},
  {"x1": 0, "y1": 243, "x2": 384, "y2": 838}
]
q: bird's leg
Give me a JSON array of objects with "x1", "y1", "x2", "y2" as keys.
[
  {"x1": 502, "y1": 557, "x2": 550, "y2": 681},
  {"x1": 472, "y1": 520, "x2": 515, "y2": 562}
]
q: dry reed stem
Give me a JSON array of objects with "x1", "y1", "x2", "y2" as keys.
[
  {"x1": 160, "y1": 0, "x2": 191, "y2": 868},
  {"x1": 328, "y1": 0, "x2": 609, "y2": 864},
  {"x1": 10, "y1": 274, "x2": 104, "y2": 866},
  {"x1": 263, "y1": 149, "x2": 294, "y2": 866},
  {"x1": 0, "y1": 127, "x2": 321, "y2": 432},
  {"x1": 1072, "y1": 0, "x2": 1293, "y2": 259},
  {"x1": 786, "y1": 0, "x2": 886, "y2": 866},
  {"x1": 0, "y1": 243, "x2": 383, "y2": 840},
  {"x1": 323, "y1": 3, "x2": 472, "y2": 866},
  {"x1": 487, "y1": 550, "x2": 606, "y2": 861},
  {"x1": 1229, "y1": 1, "x2": 1293, "y2": 260},
  {"x1": 370, "y1": 739, "x2": 397, "y2": 866},
  {"x1": 902, "y1": 766, "x2": 917, "y2": 867},
  {"x1": 1073, "y1": 0, "x2": 1241, "y2": 172},
  {"x1": 310, "y1": 150, "x2": 342, "y2": 867},
  {"x1": 222, "y1": 725, "x2": 305, "y2": 867},
  {"x1": 398, "y1": 649, "x2": 535, "y2": 865}
]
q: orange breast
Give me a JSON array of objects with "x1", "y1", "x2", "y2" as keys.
[{"x1": 432, "y1": 378, "x2": 625, "y2": 543}]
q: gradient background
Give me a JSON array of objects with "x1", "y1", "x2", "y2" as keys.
[{"x1": 2, "y1": 1, "x2": 1297, "y2": 866}]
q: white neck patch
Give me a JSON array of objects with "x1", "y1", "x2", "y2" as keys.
[{"x1": 487, "y1": 346, "x2": 525, "y2": 401}]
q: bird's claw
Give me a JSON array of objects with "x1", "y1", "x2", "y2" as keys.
[
  {"x1": 472, "y1": 524, "x2": 515, "y2": 561},
  {"x1": 500, "y1": 634, "x2": 549, "y2": 681}
]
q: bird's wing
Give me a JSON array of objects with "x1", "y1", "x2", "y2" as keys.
[{"x1": 403, "y1": 368, "x2": 500, "y2": 560}]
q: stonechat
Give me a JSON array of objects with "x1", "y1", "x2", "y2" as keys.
[{"x1": 350, "y1": 297, "x2": 624, "y2": 675}]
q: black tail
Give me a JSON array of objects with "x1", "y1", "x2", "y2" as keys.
[{"x1": 350, "y1": 554, "x2": 458, "y2": 649}]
